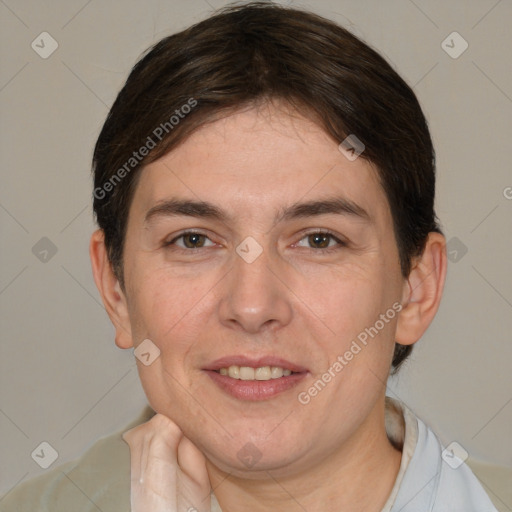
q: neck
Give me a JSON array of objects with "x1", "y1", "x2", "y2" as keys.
[{"x1": 206, "y1": 398, "x2": 402, "y2": 512}]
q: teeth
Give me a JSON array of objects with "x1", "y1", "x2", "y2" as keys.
[
  {"x1": 218, "y1": 365, "x2": 295, "y2": 380},
  {"x1": 270, "y1": 366, "x2": 283, "y2": 378},
  {"x1": 228, "y1": 366, "x2": 240, "y2": 379},
  {"x1": 240, "y1": 367, "x2": 255, "y2": 380},
  {"x1": 255, "y1": 366, "x2": 271, "y2": 380}
]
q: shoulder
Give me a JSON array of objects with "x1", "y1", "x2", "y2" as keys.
[
  {"x1": 465, "y1": 458, "x2": 512, "y2": 512},
  {"x1": 0, "y1": 406, "x2": 155, "y2": 512},
  {"x1": 392, "y1": 403, "x2": 500, "y2": 512}
]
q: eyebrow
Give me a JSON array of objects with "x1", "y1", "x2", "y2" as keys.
[{"x1": 144, "y1": 196, "x2": 370, "y2": 225}]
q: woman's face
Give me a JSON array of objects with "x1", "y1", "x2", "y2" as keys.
[{"x1": 119, "y1": 103, "x2": 408, "y2": 477}]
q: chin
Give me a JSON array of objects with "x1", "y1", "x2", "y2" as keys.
[
  {"x1": 198, "y1": 427, "x2": 311, "y2": 478},
  {"x1": 205, "y1": 447, "x2": 305, "y2": 479}
]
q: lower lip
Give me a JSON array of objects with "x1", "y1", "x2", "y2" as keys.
[{"x1": 204, "y1": 370, "x2": 307, "y2": 401}]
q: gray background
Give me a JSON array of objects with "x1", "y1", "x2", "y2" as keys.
[{"x1": 1, "y1": 0, "x2": 511, "y2": 500}]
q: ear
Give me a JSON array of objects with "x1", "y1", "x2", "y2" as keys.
[
  {"x1": 89, "y1": 229, "x2": 134, "y2": 349},
  {"x1": 395, "y1": 232, "x2": 447, "y2": 346}
]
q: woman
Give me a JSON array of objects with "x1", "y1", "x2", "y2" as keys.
[{"x1": 2, "y1": 2, "x2": 499, "y2": 511}]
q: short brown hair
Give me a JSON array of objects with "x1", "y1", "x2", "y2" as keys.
[{"x1": 92, "y1": 1, "x2": 442, "y2": 371}]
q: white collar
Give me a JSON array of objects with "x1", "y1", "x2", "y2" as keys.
[{"x1": 381, "y1": 396, "x2": 419, "y2": 512}]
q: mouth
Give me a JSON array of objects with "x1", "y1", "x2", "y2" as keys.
[
  {"x1": 203, "y1": 356, "x2": 308, "y2": 401},
  {"x1": 216, "y1": 365, "x2": 296, "y2": 380}
]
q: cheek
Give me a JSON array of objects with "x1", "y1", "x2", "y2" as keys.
[
  {"x1": 126, "y1": 261, "x2": 219, "y2": 360},
  {"x1": 125, "y1": 270, "x2": 214, "y2": 415},
  {"x1": 295, "y1": 264, "x2": 399, "y2": 377},
  {"x1": 296, "y1": 264, "x2": 383, "y2": 335}
]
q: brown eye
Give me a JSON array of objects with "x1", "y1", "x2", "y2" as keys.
[
  {"x1": 165, "y1": 232, "x2": 215, "y2": 250},
  {"x1": 308, "y1": 233, "x2": 331, "y2": 249},
  {"x1": 182, "y1": 233, "x2": 207, "y2": 248},
  {"x1": 295, "y1": 231, "x2": 346, "y2": 252}
]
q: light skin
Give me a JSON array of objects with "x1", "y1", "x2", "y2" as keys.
[{"x1": 90, "y1": 101, "x2": 447, "y2": 512}]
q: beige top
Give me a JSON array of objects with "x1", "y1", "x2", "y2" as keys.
[{"x1": 1, "y1": 397, "x2": 509, "y2": 511}]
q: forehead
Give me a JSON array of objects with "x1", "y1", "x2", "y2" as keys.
[{"x1": 130, "y1": 104, "x2": 390, "y2": 228}]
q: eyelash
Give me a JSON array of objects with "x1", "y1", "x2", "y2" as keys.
[
  {"x1": 164, "y1": 230, "x2": 347, "y2": 254},
  {"x1": 296, "y1": 230, "x2": 347, "y2": 253}
]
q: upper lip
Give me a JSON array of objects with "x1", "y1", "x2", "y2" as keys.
[{"x1": 204, "y1": 356, "x2": 308, "y2": 373}]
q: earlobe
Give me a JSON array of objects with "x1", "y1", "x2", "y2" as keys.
[
  {"x1": 89, "y1": 229, "x2": 134, "y2": 349},
  {"x1": 395, "y1": 232, "x2": 447, "y2": 346}
]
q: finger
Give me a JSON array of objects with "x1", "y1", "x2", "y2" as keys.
[
  {"x1": 122, "y1": 425, "x2": 148, "y2": 485},
  {"x1": 177, "y1": 436, "x2": 210, "y2": 488},
  {"x1": 123, "y1": 414, "x2": 184, "y2": 511},
  {"x1": 124, "y1": 414, "x2": 183, "y2": 486},
  {"x1": 177, "y1": 436, "x2": 212, "y2": 511}
]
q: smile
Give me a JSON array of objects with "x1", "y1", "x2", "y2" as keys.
[
  {"x1": 204, "y1": 357, "x2": 308, "y2": 401},
  {"x1": 217, "y1": 365, "x2": 294, "y2": 380}
]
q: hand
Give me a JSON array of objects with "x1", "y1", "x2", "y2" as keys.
[{"x1": 123, "y1": 413, "x2": 212, "y2": 512}]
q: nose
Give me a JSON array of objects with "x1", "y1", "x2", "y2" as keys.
[{"x1": 217, "y1": 242, "x2": 293, "y2": 335}]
